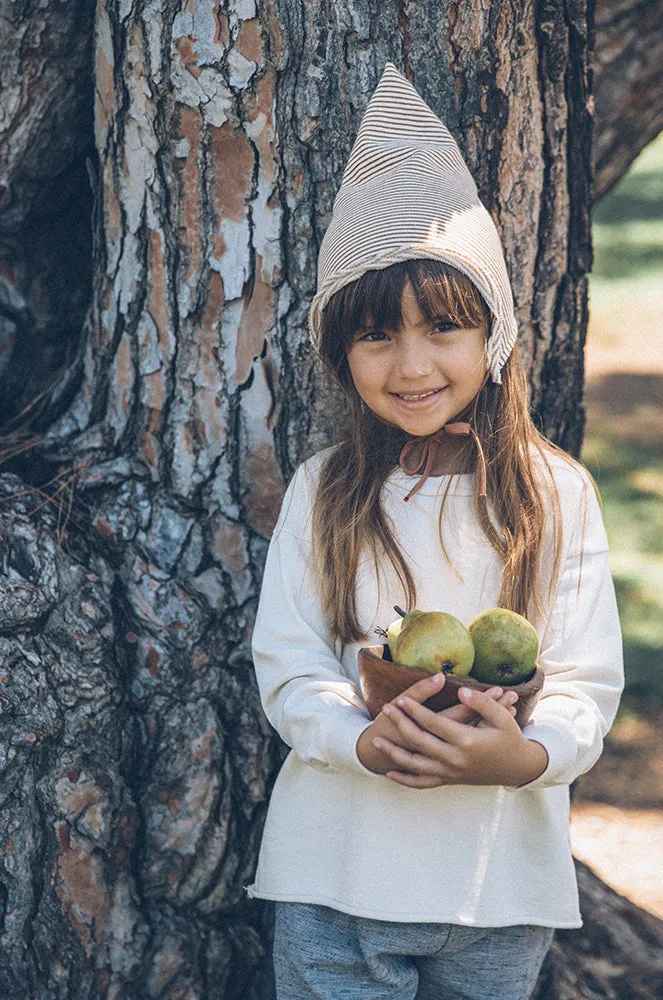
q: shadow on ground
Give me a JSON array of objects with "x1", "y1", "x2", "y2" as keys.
[
  {"x1": 574, "y1": 370, "x2": 663, "y2": 812},
  {"x1": 573, "y1": 706, "x2": 663, "y2": 810},
  {"x1": 593, "y1": 175, "x2": 663, "y2": 228},
  {"x1": 584, "y1": 372, "x2": 663, "y2": 454}
]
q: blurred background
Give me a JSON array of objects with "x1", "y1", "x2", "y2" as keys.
[{"x1": 571, "y1": 129, "x2": 663, "y2": 919}]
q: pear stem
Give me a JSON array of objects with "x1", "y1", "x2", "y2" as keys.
[
  {"x1": 394, "y1": 605, "x2": 407, "y2": 618},
  {"x1": 374, "y1": 626, "x2": 388, "y2": 638}
]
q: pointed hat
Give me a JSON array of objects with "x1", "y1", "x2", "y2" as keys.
[{"x1": 308, "y1": 63, "x2": 518, "y2": 383}]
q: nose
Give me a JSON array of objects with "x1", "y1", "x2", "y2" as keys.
[{"x1": 394, "y1": 338, "x2": 434, "y2": 380}]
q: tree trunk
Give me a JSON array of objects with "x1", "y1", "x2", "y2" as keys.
[
  {"x1": 0, "y1": 2, "x2": 661, "y2": 998},
  {"x1": 593, "y1": 0, "x2": 663, "y2": 201},
  {"x1": 2, "y1": 1, "x2": 661, "y2": 430},
  {"x1": 0, "y1": 0, "x2": 96, "y2": 427},
  {"x1": 533, "y1": 861, "x2": 663, "y2": 1000}
]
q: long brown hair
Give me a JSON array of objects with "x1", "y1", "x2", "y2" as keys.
[{"x1": 312, "y1": 259, "x2": 569, "y2": 644}]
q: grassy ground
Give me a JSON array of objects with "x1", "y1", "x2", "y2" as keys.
[
  {"x1": 570, "y1": 131, "x2": 663, "y2": 917},
  {"x1": 582, "y1": 130, "x2": 663, "y2": 710}
]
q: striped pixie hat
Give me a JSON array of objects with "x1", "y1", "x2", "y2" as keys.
[{"x1": 309, "y1": 63, "x2": 518, "y2": 383}]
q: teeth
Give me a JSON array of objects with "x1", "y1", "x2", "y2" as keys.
[{"x1": 397, "y1": 390, "x2": 439, "y2": 400}]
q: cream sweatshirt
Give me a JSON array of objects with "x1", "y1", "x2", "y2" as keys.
[{"x1": 247, "y1": 450, "x2": 623, "y2": 927}]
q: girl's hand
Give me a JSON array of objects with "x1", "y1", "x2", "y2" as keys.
[
  {"x1": 372, "y1": 686, "x2": 549, "y2": 788},
  {"x1": 356, "y1": 674, "x2": 517, "y2": 776}
]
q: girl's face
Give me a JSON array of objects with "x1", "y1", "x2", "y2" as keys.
[{"x1": 346, "y1": 280, "x2": 487, "y2": 437}]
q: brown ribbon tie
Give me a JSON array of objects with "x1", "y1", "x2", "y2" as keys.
[{"x1": 399, "y1": 422, "x2": 487, "y2": 502}]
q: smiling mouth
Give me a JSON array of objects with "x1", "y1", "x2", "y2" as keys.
[{"x1": 393, "y1": 388, "x2": 445, "y2": 401}]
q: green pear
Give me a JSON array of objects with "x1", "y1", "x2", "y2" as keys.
[
  {"x1": 386, "y1": 609, "x2": 425, "y2": 659},
  {"x1": 468, "y1": 608, "x2": 538, "y2": 685},
  {"x1": 394, "y1": 611, "x2": 475, "y2": 676}
]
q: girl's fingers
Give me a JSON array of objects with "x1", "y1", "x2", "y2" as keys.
[
  {"x1": 396, "y1": 686, "x2": 520, "y2": 738},
  {"x1": 372, "y1": 736, "x2": 449, "y2": 776},
  {"x1": 399, "y1": 672, "x2": 446, "y2": 703},
  {"x1": 498, "y1": 690, "x2": 519, "y2": 707},
  {"x1": 442, "y1": 685, "x2": 506, "y2": 723},
  {"x1": 389, "y1": 696, "x2": 472, "y2": 744},
  {"x1": 381, "y1": 704, "x2": 460, "y2": 758},
  {"x1": 456, "y1": 687, "x2": 519, "y2": 730},
  {"x1": 498, "y1": 690, "x2": 519, "y2": 718},
  {"x1": 397, "y1": 675, "x2": 509, "y2": 710},
  {"x1": 391, "y1": 679, "x2": 510, "y2": 729},
  {"x1": 475, "y1": 706, "x2": 517, "y2": 729}
]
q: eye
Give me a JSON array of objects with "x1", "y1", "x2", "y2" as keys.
[
  {"x1": 431, "y1": 318, "x2": 459, "y2": 334},
  {"x1": 356, "y1": 329, "x2": 390, "y2": 343}
]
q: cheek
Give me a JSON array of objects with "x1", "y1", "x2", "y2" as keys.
[
  {"x1": 347, "y1": 351, "x2": 382, "y2": 395},
  {"x1": 461, "y1": 355, "x2": 488, "y2": 382},
  {"x1": 451, "y1": 341, "x2": 487, "y2": 383}
]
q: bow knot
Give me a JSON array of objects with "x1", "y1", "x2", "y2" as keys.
[{"x1": 398, "y1": 422, "x2": 487, "y2": 501}]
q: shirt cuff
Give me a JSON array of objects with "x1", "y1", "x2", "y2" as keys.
[
  {"x1": 517, "y1": 719, "x2": 579, "y2": 789},
  {"x1": 318, "y1": 703, "x2": 384, "y2": 778}
]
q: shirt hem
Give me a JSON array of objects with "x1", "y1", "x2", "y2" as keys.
[{"x1": 245, "y1": 886, "x2": 583, "y2": 928}]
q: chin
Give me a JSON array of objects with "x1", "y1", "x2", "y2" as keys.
[{"x1": 395, "y1": 415, "x2": 451, "y2": 437}]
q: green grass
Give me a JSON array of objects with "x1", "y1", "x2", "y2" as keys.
[
  {"x1": 592, "y1": 131, "x2": 663, "y2": 288},
  {"x1": 584, "y1": 129, "x2": 663, "y2": 711},
  {"x1": 584, "y1": 435, "x2": 663, "y2": 700},
  {"x1": 590, "y1": 132, "x2": 663, "y2": 299}
]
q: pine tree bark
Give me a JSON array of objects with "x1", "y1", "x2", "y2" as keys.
[
  {"x1": 593, "y1": 0, "x2": 663, "y2": 201},
  {"x1": 0, "y1": 0, "x2": 95, "y2": 426},
  {"x1": 0, "y1": 2, "x2": 662, "y2": 998},
  {"x1": 2, "y1": 0, "x2": 662, "y2": 426}
]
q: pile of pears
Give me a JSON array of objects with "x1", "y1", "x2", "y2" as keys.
[{"x1": 380, "y1": 605, "x2": 538, "y2": 686}]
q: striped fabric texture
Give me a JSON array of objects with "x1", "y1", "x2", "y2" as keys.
[{"x1": 308, "y1": 63, "x2": 518, "y2": 383}]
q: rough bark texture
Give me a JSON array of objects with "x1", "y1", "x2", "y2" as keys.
[
  {"x1": 593, "y1": 0, "x2": 663, "y2": 201},
  {"x1": 0, "y1": 0, "x2": 96, "y2": 427},
  {"x1": 0, "y1": 2, "x2": 661, "y2": 998},
  {"x1": 2, "y1": 0, "x2": 661, "y2": 432},
  {"x1": 532, "y1": 861, "x2": 663, "y2": 1000}
]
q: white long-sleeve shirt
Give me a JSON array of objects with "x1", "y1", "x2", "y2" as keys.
[{"x1": 247, "y1": 450, "x2": 623, "y2": 927}]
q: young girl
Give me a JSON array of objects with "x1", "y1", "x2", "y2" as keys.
[{"x1": 248, "y1": 64, "x2": 623, "y2": 1000}]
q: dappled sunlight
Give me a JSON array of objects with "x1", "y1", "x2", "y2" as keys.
[
  {"x1": 570, "y1": 804, "x2": 663, "y2": 919},
  {"x1": 574, "y1": 128, "x2": 663, "y2": 922}
]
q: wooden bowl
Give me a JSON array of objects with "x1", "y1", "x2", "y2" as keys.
[{"x1": 358, "y1": 645, "x2": 544, "y2": 728}]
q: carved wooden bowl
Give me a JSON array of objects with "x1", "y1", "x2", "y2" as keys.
[{"x1": 358, "y1": 645, "x2": 544, "y2": 729}]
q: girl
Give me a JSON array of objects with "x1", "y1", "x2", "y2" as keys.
[{"x1": 248, "y1": 65, "x2": 623, "y2": 1000}]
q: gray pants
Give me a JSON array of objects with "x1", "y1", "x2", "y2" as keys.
[{"x1": 274, "y1": 902, "x2": 553, "y2": 1000}]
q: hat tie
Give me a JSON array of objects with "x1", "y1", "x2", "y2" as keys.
[{"x1": 399, "y1": 423, "x2": 487, "y2": 502}]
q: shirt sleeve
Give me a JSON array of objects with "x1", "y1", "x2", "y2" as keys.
[
  {"x1": 520, "y1": 466, "x2": 624, "y2": 790},
  {"x1": 251, "y1": 460, "x2": 378, "y2": 777}
]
